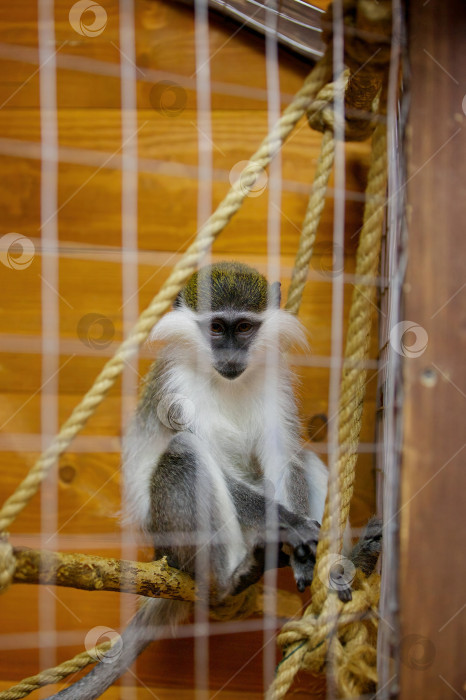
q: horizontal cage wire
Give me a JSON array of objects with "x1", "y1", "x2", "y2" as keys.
[{"x1": 0, "y1": 1, "x2": 405, "y2": 699}]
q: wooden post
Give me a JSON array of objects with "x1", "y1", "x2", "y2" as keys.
[{"x1": 400, "y1": 1, "x2": 466, "y2": 698}]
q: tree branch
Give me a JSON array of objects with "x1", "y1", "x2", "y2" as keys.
[{"x1": 11, "y1": 547, "x2": 301, "y2": 618}]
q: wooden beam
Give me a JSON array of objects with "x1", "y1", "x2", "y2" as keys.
[{"x1": 400, "y1": 2, "x2": 466, "y2": 698}]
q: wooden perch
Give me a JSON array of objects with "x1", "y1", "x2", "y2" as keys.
[{"x1": 11, "y1": 547, "x2": 302, "y2": 619}]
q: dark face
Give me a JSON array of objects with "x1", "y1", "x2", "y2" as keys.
[{"x1": 198, "y1": 312, "x2": 262, "y2": 380}]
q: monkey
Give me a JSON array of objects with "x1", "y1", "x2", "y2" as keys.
[{"x1": 49, "y1": 262, "x2": 381, "y2": 699}]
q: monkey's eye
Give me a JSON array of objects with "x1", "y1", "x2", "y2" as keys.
[
  {"x1": 210, "y1": 321, "x2": 224, "y2": 335},
  {"x1": 236, "y1": 322, "x2": 253, "y2": 334}
]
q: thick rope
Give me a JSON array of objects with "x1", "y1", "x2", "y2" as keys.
[
  {"x1": 285, "y1": 128, "x2": 335, "y2": 315},
  {"x1": 0, "y1": 642, "x2": 115, "y2": 700},
  {"x1": 0, "y1": 536, "x2": 15, "y2": 594},
  {"x1": 0, "y1": 52, "x2": 332, "y2": 538},
  {"x1": 0, "y1": 116, "x2": 333, "y2": 691},
  {"x1": 0, "y1": 587, "x2": 260, "y2": 700},
  {"x1": 268, "y1": 120, "x2": 387, "y2": 700},
  {"x1": 0, "y1": 52, "x2": 335, "y2": 699},
  {"x1": 310, "y1": 121, "x2": 387, "y2": 614}
]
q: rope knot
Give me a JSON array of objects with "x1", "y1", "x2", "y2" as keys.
[
  {"x1": 277, "y1": 613, "x2": 329, "y2": 675},
  {"x1": 270, "y1": 573, "x2": 381, "y2": 698},
  {"x1": 306, "y1": 0, "x2": 392, "y2": 141},
  {"x1": 307, "y1": 72, "x2": 380, "y2": 142},
  {"x1": 307, "y1": 80, "x2": 344, "y2": 136},
  {"x1": 0, "y1": 535, "x2": 16, "y2": 594}
]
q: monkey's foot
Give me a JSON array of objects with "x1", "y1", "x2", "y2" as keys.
[
  {"x1": 283, "y1": 519, "x2": 320, "y2": 593},
  {"x1": 350, "y1": 516, "x2": 383, "y2": 576}
]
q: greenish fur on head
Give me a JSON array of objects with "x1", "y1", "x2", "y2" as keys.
[{"x1": 177, "y1": 262, "x2": 278, "y2": 312}]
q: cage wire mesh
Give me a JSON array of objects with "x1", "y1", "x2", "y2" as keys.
[{"x1": 0, "y1": 0, "x2": 406, "y2": 698}]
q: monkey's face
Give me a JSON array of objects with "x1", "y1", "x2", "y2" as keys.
[{"x1": 198, "y1": 312, "x2": 262, "y2": 380}]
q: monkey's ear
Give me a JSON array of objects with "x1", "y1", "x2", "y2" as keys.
[{"x1": 269, "y1": 281, "x2": 281, "y2": 308}]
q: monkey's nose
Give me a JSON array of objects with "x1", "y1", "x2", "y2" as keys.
[{"x1": 216, "y1": 363, "x2": 246, "y2": 380}]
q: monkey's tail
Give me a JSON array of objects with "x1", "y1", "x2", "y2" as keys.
[{"x1": 47, "y1": 598, "x2": 191, "y2": 700}]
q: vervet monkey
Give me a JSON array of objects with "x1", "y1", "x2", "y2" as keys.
[{"x1": 50, "y1": 262, "x2": 381, "y2": 699}]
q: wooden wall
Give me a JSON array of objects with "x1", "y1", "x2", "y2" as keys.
[
  {"x1": 399, "y1": 1, "x2": 466, "y2": 699},
  {"x1": 0, "y1": 1, "x2": 376, "y2": 697}
]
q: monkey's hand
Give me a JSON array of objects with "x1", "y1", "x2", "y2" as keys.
[{"x1": 281, "y1": 518, "x2": 320, "y2": 593}]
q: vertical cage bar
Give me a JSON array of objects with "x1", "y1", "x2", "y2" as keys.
[
  {"x1": 38, "y1": 0, "x2": 60, "y2": 673},
  {"x1": 119, "y1": 1, "x2": 139, "y2": 696},
  {"x1": 263, "y1": 0, "x2": 283, "y2": 690},
  {"x1": 193, "y1": 1, "x2": 213, "y2": 696},
  {"x1": 326, "y1": 0, "x2": 346, "y2": 693}
]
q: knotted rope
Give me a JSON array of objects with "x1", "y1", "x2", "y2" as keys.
[
  {"x1": 0, "y1": 536, "x2": 15, "y2": 594},
  {"x1": 267, "y1": 1, "x2": 391, "y2": 695},
  {"x1": 270, "y1": 119, "x2": 388, "y2": 699}
]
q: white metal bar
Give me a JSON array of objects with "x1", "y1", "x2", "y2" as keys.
[
  {"x1": 118, "y1": 0, "x2": 140, "y2": 697},
  {"x1": 326, "y1": 1, "x2": 346, "y2": 695},
  {"x1": 193, "y1": 0, "x2": 213, "y2": 696},
  {"x1": 38, "y1": 0, "x2": 60, "y2": 673}
]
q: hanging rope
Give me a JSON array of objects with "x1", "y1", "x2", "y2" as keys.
[
  {"x1": 285, "y1": 128, "x2": 335, "y2": 315},
  {"x1": 0, "y1": 52, "x2": 332, "y2": 540},
  {"x1": 266, "y1": 1, "x2": 391, "y2": 696},
  {"x1": 0, "y1": 36, "x2": 336, "y2": 700},
  {"x1": 0, "y1": 643, "x2": 117, "y2": 700},
  {"x1": 269, "y1": 119, "x2": 388, "y2": 700}
]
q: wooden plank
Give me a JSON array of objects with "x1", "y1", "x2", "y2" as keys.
[{"x1": 399, "y1": 1, "x2": 466, "y2": 698}]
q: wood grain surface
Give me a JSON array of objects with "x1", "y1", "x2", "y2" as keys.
[
  {"x1": 399, "y1": 1, "x2": 466, "y2": 699},
  {"x1": 0, "y1": 0, "x2": 378, "y2": 696}
]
